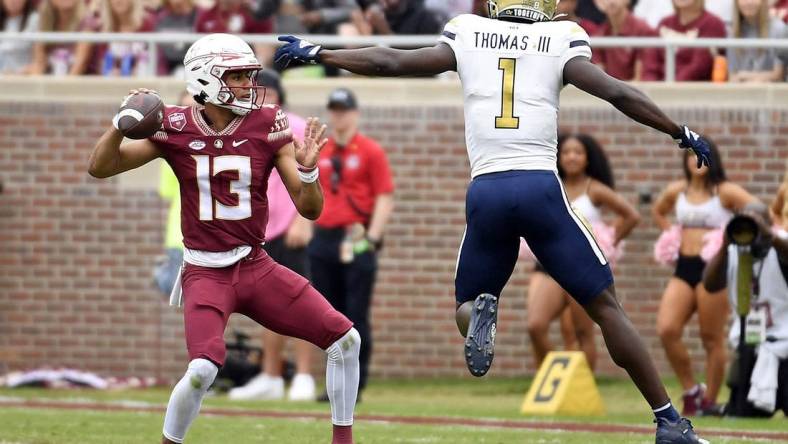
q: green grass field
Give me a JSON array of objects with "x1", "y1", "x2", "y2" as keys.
[{"x1": 0, "y1": 377, "x2": 785, "y2": 443}]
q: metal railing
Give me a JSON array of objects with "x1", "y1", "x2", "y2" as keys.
[{"x1": 3, "y1": 32, "x2": 788, "y2": 82}]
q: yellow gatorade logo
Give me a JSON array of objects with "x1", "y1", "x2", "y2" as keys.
[{"x1": 521, "y1": 351, "x2": 605, "y2": 416}]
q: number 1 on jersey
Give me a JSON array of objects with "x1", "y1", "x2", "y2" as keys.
[{"x1": 495, "y1": 58, "x2": 520, "y2": 129}]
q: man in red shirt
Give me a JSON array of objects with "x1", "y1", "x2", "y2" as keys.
[
  {"x1": 592, "y1": 0, "x2": 658, "y2": 80},
  {"x1": 310, "y1": 88, "x2": 395, "y2": 401}
]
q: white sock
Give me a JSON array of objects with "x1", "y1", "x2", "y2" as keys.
[
  {"x1": 325, "y1": 328, "x2": 361, "y2": 426},
  {"x1": 162, "y1": 358, "x2": 218, "y2": 443}
]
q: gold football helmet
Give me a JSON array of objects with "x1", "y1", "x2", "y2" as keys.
[{"x1": 487, "y1": 0, "x2": 558, "y2": 23}]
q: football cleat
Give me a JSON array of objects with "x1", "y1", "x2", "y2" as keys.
[
  {"x1": 655, "y1": 417, "x2": 710, "y2": 444},
  {"x1": 464, "y1": 293, "x2": 498, "y2": 377}
]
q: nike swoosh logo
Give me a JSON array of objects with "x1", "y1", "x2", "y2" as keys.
[{"x1": 232, "y1": 139, "x2": 248, "y2": 147}]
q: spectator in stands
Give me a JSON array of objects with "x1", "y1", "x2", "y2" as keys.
[
  {"x1": 773, "y1": 0, "x2": 788, "y2": 23},
  {"x1": 196, "y1": 0, "x2": 275, "y2": 65},
  {"x1": 96, "y1": 0, "x2": 156, "y2": 77},
  {"x1": 633, "y1": 0, "x2": 673, "y2": 27},
  {"x1": 652, "y1": 144, "x2": 756, "y2": 416},
  {"x1": 576, "y1": 0, "x2": 606, "y2": 26},
  {"x1": 143, "y1": 0, "x2": 162, "y2": 11},
  {"x1": 555, "y1": 0, "x2": 600, "y2": 34},
  {"x1": 229, "y1": 70, "x2": 318, "y2": 402},
  {"x1": 424, "y1": 0, "x2": 472, "y2": 25},
  {"x1": 635, "y1": 0, "x2": 734, "y2": 27},
  {"x1": 310, "y1": 88, "x2": 394, "y2": 402},
  {"x1": 154, "y1": 0, "x2": 201, "y2": 76},
  {"x1": 472, "y1": 0, "x2": 488, "y2": 16},
  {"x1": 706, "y1": 0, "x2": 735, "y2": 25},
  {"x1": 703, "y1": 202, "x2": 788, "y2": 418},
  {"x1": 728, "y1": 0, "x2": 787, "y2": 82},
  {"x1": 290, "y1": 0, "x2": 361, "y2": 34},
  {"x1": 248, "y1": 0, "x2": 281, "y2": 22},
  {"x1": 592, "y1": 0, "x2": 659, "y2": 81},
  {"x1": 195, "y1": 0, "x2": 272, "y2": 34},
  {"x1": 0, "y1": 0, "x2": 39, "y2": 74},
  {"x1": 276, "y1": 1, "x2": 368, "y2": 76},
  {"x1": 643, "y1": 0, "x2": 727, "y2": 81},
  {"x1": 362, "y1": 0, "x2": 442, "y2": 35},
  {"x1": 31, "y1": 0, "x2": 97, "y2": 75}
]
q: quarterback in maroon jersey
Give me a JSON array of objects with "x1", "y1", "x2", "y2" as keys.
[{"x1": 88, "y1": 34, "x2": 360, "y2": 444}]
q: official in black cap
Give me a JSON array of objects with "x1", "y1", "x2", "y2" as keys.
[{"x1": 326, "y1": 87, "x2": 358, "y2": 110}]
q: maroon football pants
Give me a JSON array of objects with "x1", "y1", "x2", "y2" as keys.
[{"x1": 181, "y1": 250, "x2": 353, "y2": 366}]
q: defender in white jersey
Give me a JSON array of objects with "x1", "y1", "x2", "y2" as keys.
[
  {"x1": 442, "y1": 14, "x2": 592, "y2": 177},
  {"x1": 275, "y1": 1, "x2": 712, "y2": 442}
]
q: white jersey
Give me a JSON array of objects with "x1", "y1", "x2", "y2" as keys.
[{"x1": 439, "y1": 14, "x2": 592, "y2": 178}]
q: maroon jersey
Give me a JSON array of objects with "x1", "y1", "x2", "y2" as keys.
[{"x1": 151, "y1": 105, "x2": 293, "y2": 252}]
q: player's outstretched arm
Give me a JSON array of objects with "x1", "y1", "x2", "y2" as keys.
[
  {"x1": 274, "y1": 35, "x2": 456, "y2": 77},
  {"x1": 88, "y1": 128, "x2": 161, "y2": 178},
  {"x1": 275, "y1": 118, "x2": 329, "y2": 220},
  {"x1": 564, "y1": 56, "x2": 681, "y2": 137},
  {"x1": 319, "y1": 45, "x2": 456, "y2": 77},
  {"x1": 564, "y1": 56, "x2": 712, "y2": 168}
]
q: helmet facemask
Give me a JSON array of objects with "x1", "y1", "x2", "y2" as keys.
[{"x1": 210, "y1": 65, "x2": 264, "y2": 116}]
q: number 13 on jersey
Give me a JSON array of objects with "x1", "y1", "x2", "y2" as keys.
[
  {"x1": 193, "y1": 155, "x2": 253, "y2": 221},
  {"x1": 495, "y1": 58, "x2": 520, "y2": 130}
]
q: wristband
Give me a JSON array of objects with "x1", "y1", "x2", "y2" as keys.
[
  {"x1": 298, "y1": 167, "x2": 319, "y2": 183},
  {"x1": 297, "y1": 163, "x2": 317, "y2": 173}
]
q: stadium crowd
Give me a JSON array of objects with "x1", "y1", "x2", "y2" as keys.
[{"x1": 1, "y1": 0, "x2": 787, "y2": 80}]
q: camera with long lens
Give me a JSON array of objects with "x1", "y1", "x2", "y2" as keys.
[{"x1": 726, "y1": 213, "x2": 760, "y2": 247}]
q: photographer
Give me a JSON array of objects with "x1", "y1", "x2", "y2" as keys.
[{"x1": 703, "y1": 202, "x2": 788, "y2": 417}]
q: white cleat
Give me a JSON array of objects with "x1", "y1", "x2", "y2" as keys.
[
  {"x1": 287, "y1": 373, "x2": 316, "y2": 401},
  {"x1": 228, "y1": 374, "x2": 285, "y2": 400}
]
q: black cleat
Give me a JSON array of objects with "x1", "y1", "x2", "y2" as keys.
[
  {"x1": 655, "y1": 417, "x2": 710, "y2": 444},
  {"x1": 464, "y1": 293, "x2": 498, "y2": 377}
]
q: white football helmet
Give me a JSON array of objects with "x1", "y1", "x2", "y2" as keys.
[{"x1": 184, "y1": 34, "x2": 263, "y2": 116}]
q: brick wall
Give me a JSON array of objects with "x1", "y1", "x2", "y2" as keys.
[{"x1": 1, "y1": 82, "x2": 786, "y2": 382}]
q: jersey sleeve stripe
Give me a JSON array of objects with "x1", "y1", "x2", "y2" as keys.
[
  {"x1": 569, "y1": 40, "x2": 590, "y2": 48},
  {"x1": 442, "y1": 30, "x2": 457, "y2": 40}
]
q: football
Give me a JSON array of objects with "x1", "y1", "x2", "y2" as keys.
[{"x1": 115, "y1": 91, "x2": 164, "y2": 139}]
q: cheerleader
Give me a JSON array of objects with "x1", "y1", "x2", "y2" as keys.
[
  {"x1": 525, "y1": 134, "x2": 640, "y2": 371},
  {"x1": 652, "y1": 142, "x2": 756, "y2": 415}
]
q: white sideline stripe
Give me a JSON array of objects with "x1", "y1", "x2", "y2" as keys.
[{"x1": 553, "y1": 172, "x2": 607, "y2": 265}]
